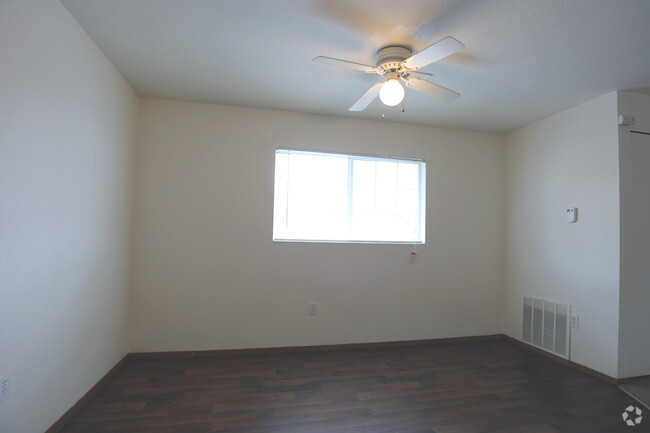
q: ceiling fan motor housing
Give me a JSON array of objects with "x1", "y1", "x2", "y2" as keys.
[{"x1": 376, "y1": 46, "x2": 412, "y2": 71}]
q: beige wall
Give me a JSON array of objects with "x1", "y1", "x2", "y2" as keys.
[
  {"x1": 0, "y1": 1, "x2": 138, "y2": 432},
  {"x1": 131, "y1": 99, "x2": 505, "y2": 352},
  {"x1": 617, "y1": 91, "x2": 650, "y2": 378},
  {"x1": 503, "y1": 92, "x2": 621, "y2": 377}
]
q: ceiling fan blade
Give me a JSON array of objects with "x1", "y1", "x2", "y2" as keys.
[
  {"x1": 404, "y1": 77, "x2": 460, "y2": 102},
  {"x1": 313, "y1": 56, "x2": 381, "y2": 73},
  {"x1": 349, "y1": 83, "x2": 382, "y2": 111},
  {"x1": 404, "y1": 70, "x2": 433, "y2": 77},
  {"x1": 402, "y1": 36, "x2": 464, "y2": 70}
]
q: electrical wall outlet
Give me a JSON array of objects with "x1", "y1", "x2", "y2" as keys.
[
  {"x1": 570, "y1": 314, "x2": 579, "y2": 329},
  {"x1": 0, "y1": 374, "x2": 10, "y2": 403},
  {"x1": 310, "y1": 302, "x2": 318, "y2": 315}
]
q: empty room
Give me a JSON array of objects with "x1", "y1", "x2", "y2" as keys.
[{"x1": 2, "y1": 1, "x2": 650, "y2": 432}]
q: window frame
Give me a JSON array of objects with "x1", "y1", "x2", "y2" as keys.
[{"x1": 272, "y1": 148, "x2": 426, "y2": 245}]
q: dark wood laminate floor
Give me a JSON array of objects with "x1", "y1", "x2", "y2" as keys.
[{"x1": 59, "y1": 338, "x2": 648, "y2": 433}]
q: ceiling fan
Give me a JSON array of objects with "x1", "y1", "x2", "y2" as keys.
[{"x1": 313, "y1": 36, "x2": 464, "y2": 111}]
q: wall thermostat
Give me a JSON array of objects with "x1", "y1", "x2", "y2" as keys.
[{"x1": 566, "y1": 208, "x2": 577, "y2": 223}]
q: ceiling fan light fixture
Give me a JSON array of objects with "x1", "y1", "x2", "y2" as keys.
[{"x1": 379, "y1": 79, "x2": 404, "y2": 106}]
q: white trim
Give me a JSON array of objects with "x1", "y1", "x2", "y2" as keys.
[{"x1": 278, "y1": 147, "x2": 426, "y2": 163}]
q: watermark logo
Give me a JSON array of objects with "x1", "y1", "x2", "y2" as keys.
[{"x1": 622, "y1": 405, "x2": 643, "y2": 426}]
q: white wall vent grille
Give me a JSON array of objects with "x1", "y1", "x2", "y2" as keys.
[{"x1": 523, "y1": 296, "x2": 570, "y2": 359}]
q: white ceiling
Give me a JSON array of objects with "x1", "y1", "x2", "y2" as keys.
[{"x1": 60, "y1": 0, "x2": 650, "y2": 134}]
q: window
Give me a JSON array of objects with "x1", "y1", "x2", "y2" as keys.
[{"x1": 273, "y1": 149, "x2": 426, "y2": 243}]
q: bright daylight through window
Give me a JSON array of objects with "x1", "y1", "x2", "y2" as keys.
[{"x1": 273, "y1": 149, "x2": 426, "y2": 243}]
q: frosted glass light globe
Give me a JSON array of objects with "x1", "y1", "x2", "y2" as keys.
[{"x1": 379, "y1": 79, "x2": 405, "y2": 106}]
